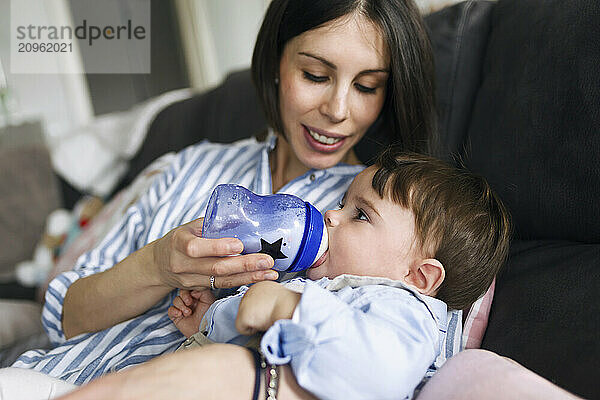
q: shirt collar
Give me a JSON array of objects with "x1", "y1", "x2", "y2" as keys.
[
  {"x1": 253, "y1": 128, "x2": 365, "y2": 194},
  {"x1": 320, "y1": 274, "x2": 448, "y2": 327},
  {"x1": 266, "y1": 128, "x2": 277, "y2": 151}
]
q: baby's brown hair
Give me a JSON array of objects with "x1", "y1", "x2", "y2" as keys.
[{"x1": 372, "y1": 149, "x2": 512, "y2": 310}]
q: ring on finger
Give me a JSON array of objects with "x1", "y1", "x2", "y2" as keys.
[{"x1": 209, "y1": 275, "x2": 216, "y2": 290}]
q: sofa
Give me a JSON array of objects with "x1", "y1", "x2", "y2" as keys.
[{"x1": 1, "y1": 0, "x2": 597, "y2": 398}]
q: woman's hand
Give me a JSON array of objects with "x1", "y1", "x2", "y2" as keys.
[
  {"x1": 236, "y1": 281, "x2": 302, "y2": 335},
  {"x1": 151, "y1": 217, "x2": 279, "y2": 290},
  {"x1": 63, "y1": 217, "x2": 278, "y2": 339}
]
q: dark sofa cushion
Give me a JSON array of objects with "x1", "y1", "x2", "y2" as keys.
[
  {"x1": 425, "y1": 0, "x2": 495, "y2": 160},
  {"x1": 482, "y1": 240, "x2": 600, "y2": 399},
  {"x1": 114, "y1": 70, "x2": 268, "y2": 194},
  {"x1": 464, "y1": 0, "x2": 600, "y2": 242}
]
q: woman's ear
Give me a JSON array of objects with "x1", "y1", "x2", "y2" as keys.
[{"x1": 404, "y1": 259, "x2": 445, "y2": 296}]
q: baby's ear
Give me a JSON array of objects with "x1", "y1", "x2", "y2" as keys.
[{"x1": 404, "y1": 259, "x2": 445, "y2": 297}]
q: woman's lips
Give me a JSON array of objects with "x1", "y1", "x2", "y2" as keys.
[
  {"x1": 309, "y1": 249, "x2": 328, "y2": 269},
  {"x1": 303, "y1": 125, "x2": 347, "y2": 153}
]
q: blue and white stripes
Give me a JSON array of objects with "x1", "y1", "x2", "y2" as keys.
[{"x1": 13, "y1": 134, "x2": 363, "y2": 384}]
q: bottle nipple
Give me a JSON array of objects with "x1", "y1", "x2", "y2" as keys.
[{"x1": 310, "y1": 226, "x2": 328, "y2": 268}]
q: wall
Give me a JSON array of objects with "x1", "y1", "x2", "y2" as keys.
[
  {"x1": 175, "y1": 0, "x2": 268, "y2": 90},
  {"x1": 176, "y1": 0, "x2": 471, "y2": 90},
  {"x1": 0, "y1": 0, "x2": 93, "y2": 141},
  {"x1": 415, "y1": 0, "x2": 466, "y2": 14},
  {"x1": 79, "y1": 0, "x2": 189, "y2": 115}
]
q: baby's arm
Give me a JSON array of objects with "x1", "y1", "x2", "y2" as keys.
[
  {"x1": 236, "y1": 281, "x2": 301, "y2": 335},
  {"x1": 260, "y1": 282, "x2": 441, "y2": 400},
  {"x1": 168, "y1": 289, "x2": 215, "y2": 337}
]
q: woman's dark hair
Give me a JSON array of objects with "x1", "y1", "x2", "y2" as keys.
[{"x1": 252, "y1": 0, "x2": 437, "y2": 154}]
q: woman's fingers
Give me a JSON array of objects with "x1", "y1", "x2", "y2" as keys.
[
  {"x1": 191, "y1": 236, "x2": 244, "y2": 258},
  {"x1": 210, "y1": 252, "x2": 274, "y2": 275},
  {"x1": 156, "y1": 220, "x2": 278, "y2": 290},
  {"x1": 210, "y1": 269, "x2": 279, "y2": 290},
  {"x1": 176, "y1": 268, "x2": 278, "y2": 290},
  {"x1": 173, "y1": 252, "x2": 275, "y2": 280},
  {"x1": 171, "y1": 270, "x2": 279, "y2": 290},
  {"x1": 174, "y1": 227, "x2": 244, "y2": 258},
  {"x1": 184, "y1": 217, "x2": 205, "y2": 237}
]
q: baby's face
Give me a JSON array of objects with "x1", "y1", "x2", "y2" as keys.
[{"x1": 307, "y1": 166, "x2": 423, "y2": 282}]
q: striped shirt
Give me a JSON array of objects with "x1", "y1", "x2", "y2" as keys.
[{"x1": 13, "y1": 134, "x2": 364, "y2": 384}]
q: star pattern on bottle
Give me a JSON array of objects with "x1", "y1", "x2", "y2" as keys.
[{"x1": 259, "y1": 238, "x2": 287, "y2": 260}]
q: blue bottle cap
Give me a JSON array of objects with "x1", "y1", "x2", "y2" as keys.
[{"x1": 287, "y1": 202, "x2": 328, "y2": 272}]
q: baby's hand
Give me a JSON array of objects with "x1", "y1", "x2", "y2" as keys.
[
  {"x1": 236, "y1": 281, "x2": 301, "y2": 335},
  {"x1": 168, "y1": 289, "x2": 215, "y2": 337}
]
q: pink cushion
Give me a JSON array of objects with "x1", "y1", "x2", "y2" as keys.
[{"x1": 461, "y1": 279, "x2": 495, "y2": 349}]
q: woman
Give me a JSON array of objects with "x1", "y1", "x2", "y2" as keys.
[{"x1": 7, "y1": 0, "x2": 436, "y2": 396}]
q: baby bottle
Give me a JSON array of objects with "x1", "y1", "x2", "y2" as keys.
[{"x1": 202, "y1": 184, "x2": 328, "y2": 272}]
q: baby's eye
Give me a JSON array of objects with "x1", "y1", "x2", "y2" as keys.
[
  {"x1": 337, "y1": 192, "x2": 347, "y2": 210},
  {"x1": 354, "y1": 207, "x2": 368, "y2": 222},
  {"x1": 303, "y1": 71, "x2": 328, "y2": 83}
]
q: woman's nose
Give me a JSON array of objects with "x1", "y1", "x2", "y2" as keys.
[
  {"x1": 324, "y1": 209, "x2": 339, "y2": 227},
  {"x1": 319, "y1": 87, "x2": 349, "y2": 123}
]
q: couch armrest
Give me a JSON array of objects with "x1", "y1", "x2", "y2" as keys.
[
  {"x1": 0, "y1": 143, "x2": 62, "y2": 280},
  {"x1": 0, "y1": 300, "x2": 43, "y2": 350}
]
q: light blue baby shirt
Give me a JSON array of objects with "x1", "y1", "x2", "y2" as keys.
[{"x1": 201, "y1": 274, "x2": 452, "y2": 400}]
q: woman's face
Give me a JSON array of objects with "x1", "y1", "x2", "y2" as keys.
[{"x1": 277, "y1": 13, "x2": 389, "y2": 171}]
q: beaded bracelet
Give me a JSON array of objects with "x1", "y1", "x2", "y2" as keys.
[{"x1": 260, "y1": 354, "x2": 280, "y2": 400}]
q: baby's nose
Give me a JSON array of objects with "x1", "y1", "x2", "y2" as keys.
[{"x1": 324, "y1": 209, "x2": 339, "y2": 227}]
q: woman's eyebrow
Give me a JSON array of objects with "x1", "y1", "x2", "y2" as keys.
[
  {"x1": 298, "y1": 52, "x2": 388, "y2": 74},
  {"x1": 299, "y1": 52, "x2": 336, "y2": 69}
]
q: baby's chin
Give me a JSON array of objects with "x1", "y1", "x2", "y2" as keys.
[{"x1": 306, "y1": 266, "x2": 324, "y2": 280}]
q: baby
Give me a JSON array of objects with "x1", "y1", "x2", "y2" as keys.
[{"x1": 168, "y1": 150, "x2": 511, "y2": 400}]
